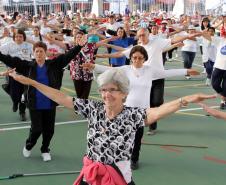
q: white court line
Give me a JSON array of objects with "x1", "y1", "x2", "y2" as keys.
[
  {"x1": 0, "y1": 119, "x2": 87, "y2": 131},
  {"x1": 0, "y1": 106, "x2": 220, "y2": 128},
  {"x1": 177, "y1": 106, "x2": 219, "y2": 112},
  {"x1": 0, "y1": 106, "x2": 220, "y2": 131}
]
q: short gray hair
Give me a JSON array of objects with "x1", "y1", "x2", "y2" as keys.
[{"x1": 97, "y1": 68, "x2": 130, "y2": 94}]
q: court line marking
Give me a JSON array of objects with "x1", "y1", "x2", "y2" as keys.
[
  {"x1": 0, "y1": 119, "x2": 87, "y2": 131},
  {"x1": 176, "y1": 112, "x2": 206, "y2": 117},
  {"x1": 0, "y1": 105, "x2": 219, "y2": 129},
  {"x1": 0, "y1": 106, "x2": 218, "y2": 127},
  {"x1": 160, "y1": 146, "x2": 182, "y2": 153},
  {"x1": 203, "y1": 156, "x2": 226, "y2": 164},
  {"x1": 177, "y1": 106, "x2": 219, "y2": 112}
]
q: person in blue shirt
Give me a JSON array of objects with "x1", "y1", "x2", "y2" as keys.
[
  {"x1": 0, "y1": 40, "x2": 85, "y2": 162},
  {"x1": 108, "y1": 27, "x2": 136, "y2": 66}
]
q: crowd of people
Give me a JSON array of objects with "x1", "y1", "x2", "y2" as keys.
[{"x1": 0, "y1": 9, "x2": 226, "y2": 185}]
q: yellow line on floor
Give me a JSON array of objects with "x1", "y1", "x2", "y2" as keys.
[
  {"x1": 165, "y1": 83, "x2": 204, "y2": 89},
  {"x1": 61, "y1": 87, "x2": 101, "y2": 100},
  {"x1": 176, "y1": 111, "x2": 206, "y2": 117}
]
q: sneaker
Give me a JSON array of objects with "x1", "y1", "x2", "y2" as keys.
[
  {"x1": 23, "y1": 146, "x2": 31, "y2": 158},
  {"x1": 146, "y1": 129, "x2": 157, "y2": 135},
  {"x1": 41, "y1": 153, "x2": 51, "y2": 162},
  {"x1": 131, "y1": 161, "x2": 139, "y2": 170},
  {"x1": 185, "y1": 75, "x2": 191, "y2": 80},
  {"x1": 20, "y1": 113, "x2": 26, "y2": 121},
  {"x1": 205, "y1": 78, "x2": 211, "y2": 86}
]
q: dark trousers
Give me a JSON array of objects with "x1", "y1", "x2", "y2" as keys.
[
  {"x1": 204, "y1": 60, "x2": 214, "y2": 79},
  {"x1": 181, "y1": 51, "x2": 196, "y2": 69},
  {"x1": 149, "y1": 79, "x2": 165, "y2": 131},
  {"x1": 25, "y1": 108, "x2": 56, "y2": 153},
  {"x1": 162, "y1": 48, "x2": 176, "y2": 64},
  {"x1": 131, "y1": 126, "x2": 144, "y2": 163},
  {"x1": 73, "y1": 80, "x2": 92, "y2": 99},
  {"x1": 167, "y1": 48, "x2": 176, "y2": 59},
  {"x1": 162, "y1": 52, "x2": 167, "y2": 65},
  {"x1": 212, "y1": 68, "x2": 226, "y2": 97},
  {"x1": 9, "y1": 77, "x2": 26, "y2": 114}
]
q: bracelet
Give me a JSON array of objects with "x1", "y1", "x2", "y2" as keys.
[{"x1": 179, "y1": 97, "x2": 188, "y2": 107}]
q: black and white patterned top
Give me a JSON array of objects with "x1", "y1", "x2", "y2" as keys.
[{"x1": 73, "y1": 98, "x2": 146, "y2": 165}]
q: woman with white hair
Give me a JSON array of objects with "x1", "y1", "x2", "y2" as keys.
[
  {"x1": 82, "y1": 45, "x2": 200, "y2": 169},
  {"x1": 5, "y1": 68, "x2": 215, "y2": 185}
]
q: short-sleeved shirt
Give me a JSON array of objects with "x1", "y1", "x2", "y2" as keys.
[
  {"x1": 0, "y1": 41, "x2": 33, "y2": 61},
  {"x1": 73, "y1": 98, "x2": 146, "y2": 165},
  {"x1": 69, "y1": 43, "x2": 96, "y2": 81},
  {"x1": 212, "y1": 36, "x2": 226, "y2": 70}
]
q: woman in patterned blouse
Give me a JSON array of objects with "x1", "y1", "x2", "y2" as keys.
[
  {"x1": 7, "y1": 68, "x2": 215, "y2": 185},
  {"x1": 57, "y1": 31, "x2": 124, "y2": 99}
]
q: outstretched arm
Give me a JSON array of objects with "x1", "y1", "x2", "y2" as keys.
[
  {"x1": 171, "y1": 32, "x2": 202, "y2": 44},
  {"x1": 145, "y1": 94, "x2": 217, "y2": 125},
  {"x1": 199, "y1": 103, "x2": 226, "y2": 121},
  {"x1": 9, "y1": 71, "x2": 74, "y2": 109},
  {"x1": 0, "y1": 68, "x2": 15, "y2": 76},
  {"x1": 96, "y1": 51, "x2": 124, "y2": 58}
]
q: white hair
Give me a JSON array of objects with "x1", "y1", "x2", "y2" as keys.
[{"x1": 97, "y1": 68, "x2": 130, "y2": 94}]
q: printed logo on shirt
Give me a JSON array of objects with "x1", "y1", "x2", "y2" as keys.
[{"x1": 220, "y1": 45, "x2": 226, "y2": 55}]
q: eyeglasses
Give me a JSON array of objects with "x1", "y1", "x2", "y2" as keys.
[
  {"x1": 131, "y1": 56, "x2": 144, "y2": 60},
  {"x1": 99, "y1": 88, "x2": 120, "y2": 94}
]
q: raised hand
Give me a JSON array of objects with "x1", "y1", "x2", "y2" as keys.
[
  {"x1": 183, "y1": 93, "x2": 217, "y2": 104},
  {"x1": 199, "y1": 102, "x2": 226, "y2": 120},
  {"x1": 8, "y1": 71, "x2": 34, "y2": 86},
  {"x1": 108, "y1": 36, "x2": 120, "y2": 41},
  {"x1": 0, "y1": 68, "x2": 16, "y2": 76},
  {"x1": 80, "y1": 63, "x2": 95, "y2": 71}
]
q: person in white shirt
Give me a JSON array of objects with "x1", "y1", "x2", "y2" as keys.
[
  {"x1": 0, "y1": 27, "x2": 12, "y2": 46},
  {"x1": 181, "y1": 25, "x2": 200, "y2": 79},
  {"x1": 96, "y1": 27, "x2": 201, "y2": 169},
  {"x1": 203, "y1": 27, "x2": 226, "y2": 109},
  {"x1": 202, "y1": 27, "x2": 217, "y2": 86},
  {"x1": 0, "y1": 29, "x2": 33, "y2": 121},
  {"x1": 40, "y1": 17, "x2": 52, "y2": 35}
]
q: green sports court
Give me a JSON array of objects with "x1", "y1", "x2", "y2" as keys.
[{"x1": 0, "y1": 54, "x2": 226, "y2": 185}]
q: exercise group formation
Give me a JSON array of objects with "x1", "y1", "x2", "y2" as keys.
[{"x1": 0, "y1": 9, "x2": 225, "y2": 185}]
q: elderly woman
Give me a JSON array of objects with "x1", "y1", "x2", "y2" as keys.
[
  {"x1": 82, "y1": 45, "x2": 200, "y2": 169},
  {"x1": 5, "y1": 68, "x2": 215, "y2": 185}
]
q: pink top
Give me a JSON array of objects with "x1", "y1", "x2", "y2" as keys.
[{"x1": 73, "y1": 156, "x2": 127, "y2": 185}]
